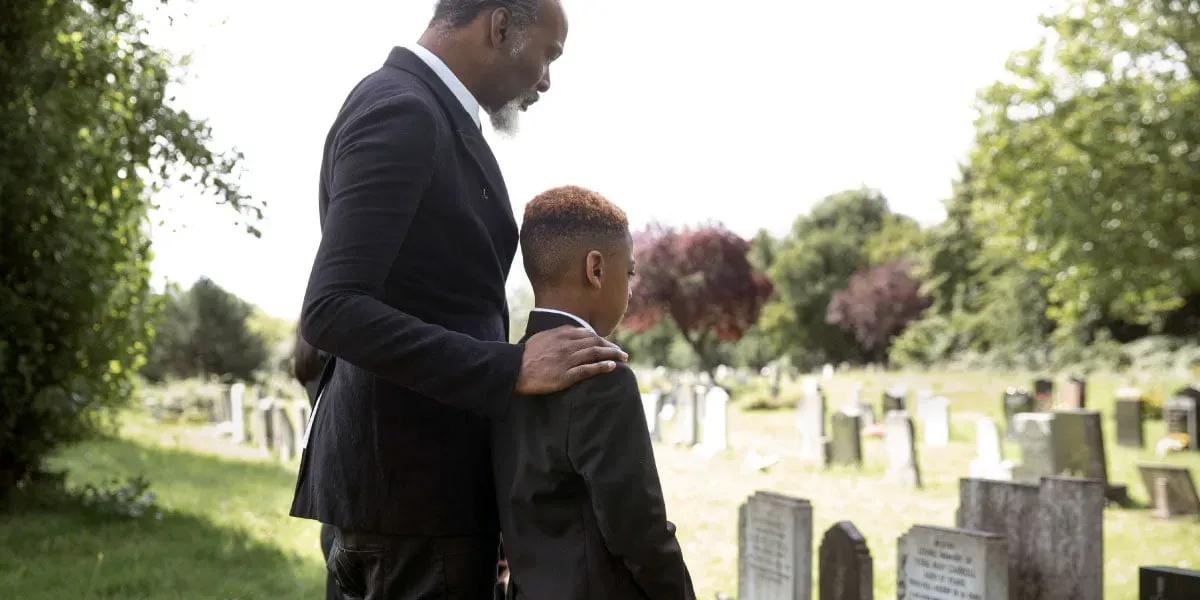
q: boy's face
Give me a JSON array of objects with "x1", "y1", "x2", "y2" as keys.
[{"x1": 589, "y1": 232, "x2": 635, "y2": 337}]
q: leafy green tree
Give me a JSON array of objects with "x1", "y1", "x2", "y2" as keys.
[
  {"x1": 865, "y1": 213, "x2": 924, "y2": 266},
  {"x1": 0, "y1": 0, "x2": 259, "y2": 493},
  {"x1": 971, "y1": 0, "x2": 1200, "y2": 330}
]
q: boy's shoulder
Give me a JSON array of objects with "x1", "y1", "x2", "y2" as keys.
[{"x1": 568, "y1": 362, "x2": 641, "y2": 403}]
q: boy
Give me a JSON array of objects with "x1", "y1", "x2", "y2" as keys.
[{"x1": 492, "y1": 185, "x2": 695, "y2": 600}]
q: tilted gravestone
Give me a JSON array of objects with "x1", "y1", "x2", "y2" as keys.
[
  {"x1": 884, "y1": 412, "x2": 921, "y2": 488},
  {"x1": 1139, "y1": 566, "x2": 1200, "y2": 599},
  {"x1": 896, "y1": 525, "x2": 1009, "y2": 600},
  {"x1": 956, "y1": 476, "x2": 1105, "y2": 600},
  {"x1": 738, "y1": 491, "x2": 813, "y2": 600},
  {"x1": 818, "y1": 521, "x2": 872, "y2": 600},
  {"x1": 1137, "y1": 464, "x2": 1200, "y2": 519}
]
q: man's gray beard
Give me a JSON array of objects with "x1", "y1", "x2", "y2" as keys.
[{"x1": 487, "y1": 92, "x2": 537, "y2": 138}]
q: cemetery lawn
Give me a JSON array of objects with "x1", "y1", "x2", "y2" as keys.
[{"x1": 0, "y1": 371, "x2": 1197, "y2": 598}]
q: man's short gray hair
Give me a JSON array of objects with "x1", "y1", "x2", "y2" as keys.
[{"x1": 431, "y1": 0, "x2": 541, "y2": 29}]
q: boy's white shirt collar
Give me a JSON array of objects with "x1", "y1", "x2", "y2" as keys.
[{"x1": 531, "y1": 308, "x2": 595, "y2": 334}]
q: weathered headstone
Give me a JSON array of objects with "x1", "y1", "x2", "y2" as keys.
[
  {"x1": 829, "y1": 411, "x2": 863, "y2": 467},
  {"x1": 272, "y1": 402, "x2": 297, "y2": 463},
  {"x1": 673, "y1": 384, "x2": 698, "y2": 447},
  {"x1": 969, "y1": 418, "x2": 1013, "y2": 481},
  {"x1": 922, "y1": 396, "x2": 951, "y2": 447},
  {"x1": 1032, "y1": 378, "x2": 1054, "y2": 412},
  {"x1": 896, "y1": 525, "x2": 1009, "y2": 600},
  {"x1": 882, "y1": 387, "x2": 907, "y2": 415},
  {"x1": 884, "y1": 412, "x2": 921, "y2": 488},
  {"x1": 738, "y1": 491, "x2": 813, "y2": 600},
  {"x1": 1164, "y1": 387, "x2": 1199, "y2": 452},
  {"x1": 797, "y1": 387, "x2": 828, "y2": 465},
  {"x1": 1063, "y1": 376, "x2": 1087, "y2": 409},
  {"x1": 1137, "y1": 464, "x2": 1200, "y2": 519},
  {"x1": 230, "y1": 382, "x2": 247, "y2": 444},
  {"x1": 1139, "y1": 566, "x2": 1200, "y2": 599},
  {"x1": 642, "y1": 391, "x2": 662, "y2": 442},
  {"x1": 701, "y1": 386, "x2": 730, "y2": 452},
  {"x1": 1002, "y1": 388, "x2": 1034, "y2": 440},
  {"x1": 1011, "y1": 413, "x2": 1059, "y2": 482},
  {"x1": 1115, "y1": 395, "x2": 1146, "y2": 449},
  {"x1": 1054, "y1": 408, "x2": 1128, "y2": 503},
  {"x1": 818, "y1": 521, "x2": 872, "y2": 600},
  {"x1": 252, "y1": 396, "x2": 275, "y2": 452},
  {"x1": 957, "y1": 476, "x2": 1105, "y2": 600}
]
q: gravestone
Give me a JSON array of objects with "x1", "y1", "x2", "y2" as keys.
[
  {"x1": 851, "y1": 382, "x2": 875, "y2": 428},
  {"x1": 896, "y1": 525, "x2": 1009, "y2": 600},
  {"x1": 829, "y1": 411, "x2": 863, "y2": 467},
  {"x1": 969, "y1": 418, "x2": 1013, "y2": 481},
  {"x1": 738, "y1": 491, "x2": 813, "y2": 600},
  {"x1": 1054, "y1": 408, "x2": 1128, "y2": 503},
  {"x1": 252, "y1": 397, "x2": 275, "y2": 452},
  {"x1": 1010, "y1": 413, "x2": 1060, "y2": 482},
  {"x1": 1137, "y1": 464, "x2": 1200, "y2": 519},
  {"x1": 271, "y1": 402, "x2": 297, "y2": 463},
  {"x1": 1139, "y1": 566, "x2": 1200, "y2": 599},
  {"x1": 922, "y1": 396, "x2": 951, "y2": 447},
  {"x1": 1115, "y1": 397, "x2": 1145, "y2": 449},
  {"x1": 797, "y1": 387, "x2": 828, "y2": 465},
  {"x1": 1001, "y1": 388, "x2": 1034, "y2": 440},
  {"x1": 230, "y1": 382, "x2": 247, "y2": 444},
  {"x1": 884, "y1": 412, "x2": 921, "y2": 488},
  {"x1": 882, "y1": 387, "x2": 907, "y2": 415},
  {"x1": 1164, "y1": 387, "x2": 1199, "y2": 452},
  {"x1": 818, "y1": 521, "x2": 872, "y2": 600},
  {"x1": 1032, "y1": 378, "x2": 1054, "y2": 411},
  {"x1": 957, "y1": 476, "x2": 1105, "y2": 600},
  {"x1": 1063, "y1": 376, "x2": 1087, "y2": 409},
  {"x1": 701, "y1": 386, "x2": 730, "y2": 451},
  {"x1": 641, "y1": 391, "x2": 662, "y2": 442},
  {"x1": 914, "y1": 389, "x2": 935, "y2": 419},
  {"x1": 694, "y1": 384, "x2": 710, "y2": 443},
  {"x1": 673, "y1": 384, "x2": 698, "y2": 446}
]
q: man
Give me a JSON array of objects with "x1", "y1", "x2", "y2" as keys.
[
  {"x1": 291, "y1": 331, "x2": 339, "y2": 600},
  {"x1": 293, "y1": 1, "x2": 626, "y2": 599},
  {"x1": 493, "y1": 186, "x2": 695, "y2": 599}
]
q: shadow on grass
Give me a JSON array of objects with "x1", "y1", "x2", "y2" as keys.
[{"x1": 0, "y1": 436, "x2": 324, "y2": 600}]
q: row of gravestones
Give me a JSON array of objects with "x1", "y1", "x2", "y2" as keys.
[
  {"x1": 212, "y1": 382, "x2": 310, "y2": 464},
  {"x1": 730, "y1": 477, "x2": 1200, "y2": 600},
  {"x1": 642, "y1": 380, "x2": 731, "y2": 453}
]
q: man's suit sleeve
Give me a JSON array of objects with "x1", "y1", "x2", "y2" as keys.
[
  {"x1": 301, "y1": 93, "x2": 523, "y2": 420},
  {"x1": 566, "y1": 366, "x2": 695, "y2": 600}
]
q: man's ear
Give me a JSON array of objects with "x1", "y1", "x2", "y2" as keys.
[
  {"x1": 488, "y1": 8, "x2": 512, "y2": 48},
  {"x1": 585, "y1": 250, "x2": 604, "y2": 289}
]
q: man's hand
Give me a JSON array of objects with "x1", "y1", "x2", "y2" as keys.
[{"x1": 515, "y1": 325, "x2": 628, "y2": 395}]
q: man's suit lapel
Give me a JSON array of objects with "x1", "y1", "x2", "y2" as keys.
[{"x1": 384, "y1": 48, "x2": 513, "y2": 228}]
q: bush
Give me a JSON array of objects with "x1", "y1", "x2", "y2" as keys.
[{"x1": 139, "y1": 378, "x2": 229, "y2": 424}]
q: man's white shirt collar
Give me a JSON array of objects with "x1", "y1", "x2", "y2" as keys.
[
  {"x1": 531, "y1": 308, "x2": 596, "y2": 334},
  {"x1": 408, "y1": 43, "x2": 482, "y2": 129}
]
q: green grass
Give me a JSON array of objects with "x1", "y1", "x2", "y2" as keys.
[{"x1": 1, "y1": 370, "x2": 1197, "y2": 598}]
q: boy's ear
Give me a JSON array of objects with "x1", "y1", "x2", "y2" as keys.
[{"x1": 585, "y1": 250, "x2": 604, "y2": 289}]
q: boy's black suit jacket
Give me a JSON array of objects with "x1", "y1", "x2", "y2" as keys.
[
  {"x1": 492, "y1": 310, "x2": 695, "y2": 600},
  {"x1": 292, "y1": 47, "x2": 525, "y2": 537}
]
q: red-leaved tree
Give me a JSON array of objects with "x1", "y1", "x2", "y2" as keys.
[
  {"x1": 826, "y1": 260, "x2": 930, "y2": 364},
  {"x1": 623, "y1": 223, "x2": 773, "y2": 375}
]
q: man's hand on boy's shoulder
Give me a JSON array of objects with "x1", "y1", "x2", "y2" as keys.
[{"x1": 516, "y1": 326, "x2": 628, "y2": 395}]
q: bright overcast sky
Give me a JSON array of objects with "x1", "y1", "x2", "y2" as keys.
[{"x1": 145, "y1": 0, "x2": 1055, "y2": 319}]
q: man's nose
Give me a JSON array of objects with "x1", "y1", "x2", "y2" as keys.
[{"x1": 536, "y1": 71, "x2": 551, "y2": 94}]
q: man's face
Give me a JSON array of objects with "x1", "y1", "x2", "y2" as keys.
[{"x1": 486, "y1": 0, "x2": 567, "y2": 136}]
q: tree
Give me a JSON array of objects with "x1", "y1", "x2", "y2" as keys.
[
  {"x1": 826, "y1": 261, "x2": 931, "y2": 364},
  {"x1": 142, "y1": 278, "x2": 270, "y2": 382},
  {"x1": 971, "y1": 0, "x2": 1200, "y2": 330},
  {"x1": 0, "y1": 0, "x2": 260, "y2": 493},
  {"x1": 623, "y1": 223, "x2": 772, "y2": 376}
]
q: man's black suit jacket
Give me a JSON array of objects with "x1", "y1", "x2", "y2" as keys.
[
  {"x1": 492, "y1": 311, "x2": 695, "y2": 600},
  {"x1": 292, "y1": 47, "x2": 525, "y2": 537}
]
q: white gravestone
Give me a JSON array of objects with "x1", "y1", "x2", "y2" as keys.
[
  {"x1": 701, "y1": 386, "x2": 729, "y2": 452},
  {"x1": 897, "y1": 525, "x2": 1009, "y2": 600},
  {"x1": 230, "y1": 382, "x2": 247, "y2": 444},
  {"x1": 923, "y1": 396, "x2": 951, "y2": 447},
  {"x1": 738, "y1": 491, "x2": 813, "y2": 600},
  {"x1": 969, "y1": 418, "x2": 1013, "y2": 481},
  {"x1": 641, "y1": 391, "x2": 661, "y2": 440}
]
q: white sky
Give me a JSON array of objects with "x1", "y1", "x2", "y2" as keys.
[{"x1": 146, "y1": 0, "x2": 1055, "y2": 319}]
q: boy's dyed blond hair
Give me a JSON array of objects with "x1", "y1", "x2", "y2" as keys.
[{"x1": 520, "y1": 185, "x2": 629, "y2": 288}]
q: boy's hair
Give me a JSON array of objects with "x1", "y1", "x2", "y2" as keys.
[{"x1": 520, "y1": 185, "x2": 629, "y2": 289}]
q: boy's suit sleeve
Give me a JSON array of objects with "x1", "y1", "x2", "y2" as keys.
[{"x1": 566, "y1": 365, "x2": 695, "y2": 600}]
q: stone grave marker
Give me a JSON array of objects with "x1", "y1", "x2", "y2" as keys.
[
  {"x1": 1001, "y1": 388, "x2": 1034, "y2": 440},
  {"x1": 701, "y1": 386, "x2": 730, "y2": 452},
  {"x1": 896, "y1": 525, "x2": 1008, "y2": 600},
  {"x1": 738, "y1": 491, "x2": 813, "y2": 600},
  {"x1": 922, "y1": 396, "x2": 950, "y2": 447},
  {"x1": 957, "y1": 476, "x2": 1105, "y2": 600},
  {"x1": 884, "y1": 412, "x2": 921, "y2": 488},
  {"x1": 914, "y1": 389, "x2": 934, "y2": 419},
  {"x1": 272, "y1": 401, "x2": 298, "y2": 463},
  {"x1": 252, "y1": 396, "x2": 275, "y2": 452},
  {"x1": 797, "y1": 387, "x2": 828, "y2": 465},
  {"x1": 1115, "y1": 392, "x2": 1146, "y2": 449},
  {"x1": 1053, "y1": 408, "x2": 1127, "y2": 503},
  {"x1": 1139, "y1": 566, "x2": 1200, "y2": 599},
  {"x1": 1032, "y1": 378, "x2": 1054, "y2": 411},
  {"x1": 1010, "y1": 413, "x2": 1059, "y2": 482},
  {"x1": 1137, "y1": 464, "x2": 1200, "y2": 519},
  {"x1": 642, "y1": 391, "x2": 662, "y2": 442},
  {"x1": 1063, "y1": 376, "x2": 1087, "y2": 409},
  {"x1": 829, "y1": 411, "x2": 863, "y2": 467},
  {"x1": 230, "y1": 382, "x2": 247, "y2": 444},
  {"x1": 673, "y1": 384, "x2": 698, "y2": 447},
  {"x1": 1164, "y1": 387, "x2": 1199, "y2": 452},
  {"x1": 818, "y1": 521, "x2": 872, "y2": 600},
  {"x1": 851, "y1": 382, "x2": 875, "y2": 428},
  {"x1": 969, "y1": 417, "x2": 1013, "y2": 481},
  {"x1": 882, "y1": 386, "x2": 907, "y2": 415}
]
